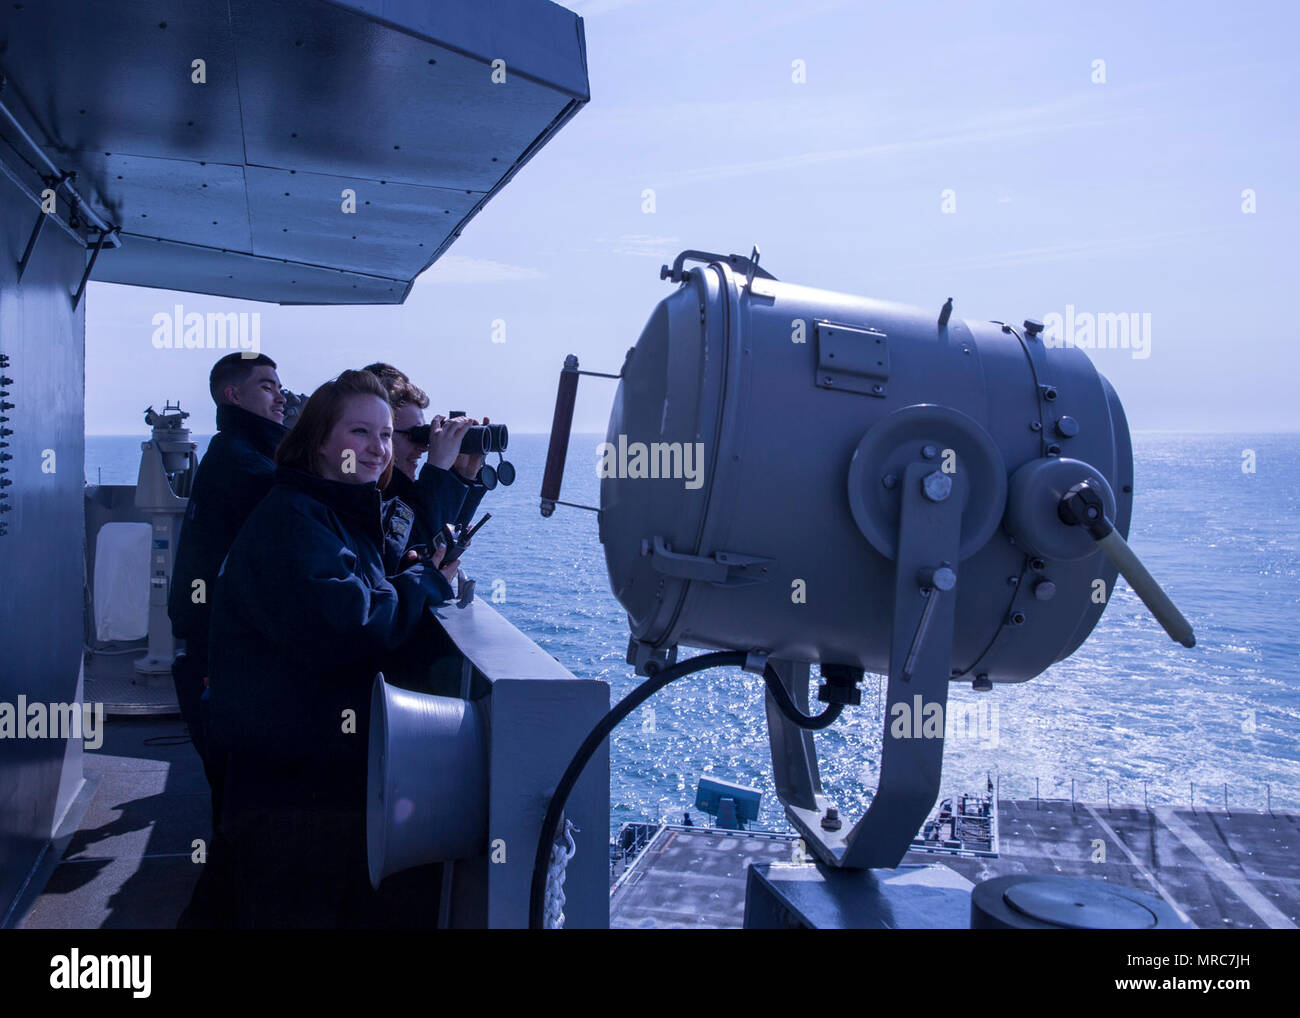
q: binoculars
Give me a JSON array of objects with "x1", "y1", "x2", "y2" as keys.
[{"x1": 406, "y1": 421, "x2": 508, "y2": 456}]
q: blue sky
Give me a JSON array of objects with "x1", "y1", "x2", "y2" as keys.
[{"x1": 86, "y1": 0, "x2": 1300, "y2": 434}]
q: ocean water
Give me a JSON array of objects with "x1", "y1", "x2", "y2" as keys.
[{"x1": 86, "y1": 431, "x2": 1300, "y2": 835}]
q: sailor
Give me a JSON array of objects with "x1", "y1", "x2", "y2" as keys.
[
  {"x1": 168, "y1": 352, "x2": 287, "y2": 827},
  {"x1": 204, "y1": 370, "x2": 458, "y2": 928},
  {"x1": 363, "y1": 362, "x2": 491, "y2": 550}
]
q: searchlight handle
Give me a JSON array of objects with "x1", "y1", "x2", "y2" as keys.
[
  {"x1": 1059, "y1": 481, "x2": 1196, "y2": 649},
  {"x1": 539, "y1": 354, "x2": 623, "y2": 517}
]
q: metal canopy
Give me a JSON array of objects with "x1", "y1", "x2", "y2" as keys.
[{"x1": 0, "y1": 0, "x2": 587, "y2": 304}]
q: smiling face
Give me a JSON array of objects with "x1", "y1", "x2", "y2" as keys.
[
  {"x1": 316, "y1": 394, "x2": 393, "y2": 484},
  {"x1": 391, "y1": 401, "x2": 427, "y2": 480},
  {"x1": 226, "y1": 364, "x2": 286, "y2": 423}
]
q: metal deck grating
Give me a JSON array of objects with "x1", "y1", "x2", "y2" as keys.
[
  {"x1": 84, "y1": 647, "x2": 180, "y2": 716},
  {"x1": 610, "y1": 802, "x2": 1300, "y2": 929},
  {"x1": 939, "y1": 799, "x2": 1300, "y2": 929},
  {"x1": 610, "y1": 827, "x2": 798, "y2": 929}
]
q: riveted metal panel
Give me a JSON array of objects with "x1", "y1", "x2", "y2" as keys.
[
  {"x1": 232, "y1": 0, "x2": 573, "y2": 192},
  {"x1": 94, "y1": 234, "x2": 406, "y2": 304},
  {"x1": 243, "y1": 166, "x2": 479, "y2": 279},
  {"x1": 73, "y1": 154, "x2": 253, "y2": 252}
]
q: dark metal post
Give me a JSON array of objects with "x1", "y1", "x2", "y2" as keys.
[
  {"x1": 72, "y1": 228, "x2": 110, "y2": 309},
  {"x1": 16, "y1": 210, "x2": 47, "y2": 283}
]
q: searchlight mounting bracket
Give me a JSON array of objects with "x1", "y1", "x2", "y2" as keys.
[
  {"x1": 768, "y1": 403, "x2": 1009, "y2": 870},
  {"x1": 774, "y1": 456, "x2": 965, "y2": 869}
]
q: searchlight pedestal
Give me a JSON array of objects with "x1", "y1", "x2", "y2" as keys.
[
  {"x1": 541, "y1": 248, "x2": 1197, "y2": 929},
  {"x1": 132, "y1": 402, "x2": 196, "y2": 682}
]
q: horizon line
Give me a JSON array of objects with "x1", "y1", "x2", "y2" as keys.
[{"x1": 84, "y1": 428, "x2": 1300, "y2": 437}]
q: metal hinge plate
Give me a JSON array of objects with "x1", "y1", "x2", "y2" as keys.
[{"x1": 816, "y1": 320, "x2": 890, "y2": 397}]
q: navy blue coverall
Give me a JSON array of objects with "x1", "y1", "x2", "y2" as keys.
[
  {"x1": 203, "y1": 466, "x2": 453, "y2": 928},
  {"x1": 383, "y1": 460, "x2": 488, "y2": 552},
  {"x1": 168, "y1": 402, "x2": 287, "y2": 823}
]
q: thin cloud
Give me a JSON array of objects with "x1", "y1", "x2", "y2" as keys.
[
  {"x1": 418, "y1": 255, "x2": 544, "y2": 284},
  {"x1": 595, "y1": 234, "x2": 680, "y2": 258},
  {"x1": 658, "y1": 111, "x2": 1144, "y2": 187},
  {"x1": 907, "y1": 229, "x2": 1220, "y2": 274},
  {"x1": 642, "y1": 71, "x2": 1248, "y2": 188}
]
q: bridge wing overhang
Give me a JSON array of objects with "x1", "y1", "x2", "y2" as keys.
[{"x1": 0, "y1": 0, "x2": 588, "y2": 304}]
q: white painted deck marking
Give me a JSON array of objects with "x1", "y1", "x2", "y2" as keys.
[
  {"x1": 1083, "y1": 805, "x2": 1195, "y2": 926},
  {"x1": 1154, "y1": 807, "x2": 1296, "y2": 929}
]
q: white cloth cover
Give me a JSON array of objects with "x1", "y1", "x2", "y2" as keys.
[{"x1": 93, "y1": 522, "x2": 152, "y2": 642}]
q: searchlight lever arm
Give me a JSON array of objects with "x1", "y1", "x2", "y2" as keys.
[
  {"x1": 902, "y1": 565, "x2": 957, "y2": 682},
  {"x1": 1058, "y1": 481, "x2": 1196, "y2": 649},
  {"x1": 539, "y1": 354, "x2": 623, "y2": 517},
  {"x1": 659, "y1": 248, "x2": 777, "y2": 285}
]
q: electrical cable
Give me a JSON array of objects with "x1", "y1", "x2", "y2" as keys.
[{"x1": 528, "y1": 651, "x2": 845, "y2": 928}]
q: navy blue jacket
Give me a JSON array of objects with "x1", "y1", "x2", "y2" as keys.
[
  {"x1": 384, "y1": 461, "x2": 488, "y2": 551},
  {"x1": 168, "y1": 403, "x2": 287, "y2": 661},
  {"x1": 206, "y1": 467, "x2": 453, "y2": 927}
]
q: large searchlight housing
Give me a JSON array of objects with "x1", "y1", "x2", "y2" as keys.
[{"x1": 539, "y1": 248, "x2": 1195, "y2": 876}]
